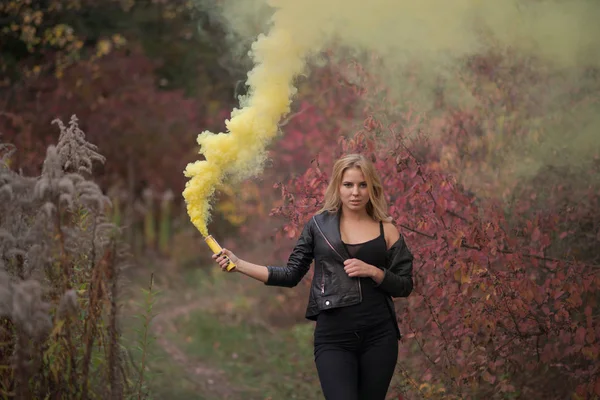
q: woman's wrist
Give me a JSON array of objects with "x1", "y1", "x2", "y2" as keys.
[
  {"x1": 370, "y1": 266, "x2": 385, "y2": 284},
  {"x1": 233, "y1": 258, "x2": 245, "y2": 273}
]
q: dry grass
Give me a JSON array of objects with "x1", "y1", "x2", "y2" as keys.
[{"x1": 0, "y1": 116, "x2": 153, "y2": 399}]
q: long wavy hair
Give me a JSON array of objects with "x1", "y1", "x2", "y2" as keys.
[{"x1": 318, "y1": 154, "x2": 392, "y2": 222}]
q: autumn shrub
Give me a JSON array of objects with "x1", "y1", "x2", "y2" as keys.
[
  {"x1": 266, "y1": 55, "x2": 600, "y2": 399},
  {"x1": 0, "y1": 116, "x2": 138, "y2": 399}
]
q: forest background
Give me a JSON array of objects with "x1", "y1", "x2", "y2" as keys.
[{"x1": 1, "y1": 0, "x2": 599, "y2": 399}]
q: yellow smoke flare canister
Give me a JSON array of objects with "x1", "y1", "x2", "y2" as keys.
[{"x1": 204, "y1": 235, "x2": 236, "y2": 271}]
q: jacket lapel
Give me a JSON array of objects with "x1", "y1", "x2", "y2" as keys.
[{"x1": 315, "y1": 211, "x2": 350, "y2": 260}]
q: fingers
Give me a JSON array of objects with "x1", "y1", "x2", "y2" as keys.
[
  {"x1": 222, "y1": 248, "x2": 238, "y2": 264},
  {"x1": 344, "y1": 261, "x2": 369, "y2": 278},
  {"x1": 344, "y1": 265, "x2": 356, "y2": 276},
  {"x1": 211, "y1": 251, "x2": 232, "y2": 271}
]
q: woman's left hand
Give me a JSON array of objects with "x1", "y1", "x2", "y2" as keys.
[{"x1": 343, "y1": 258, "x2": 377, "y2": 278}]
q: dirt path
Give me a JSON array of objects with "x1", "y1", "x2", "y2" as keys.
[
  {"x1": 121, "y1": 263, "x2": 247, "y2": 400},
  {"x1": 150, "y1": 296, "x2": 244, "y2": 400}
]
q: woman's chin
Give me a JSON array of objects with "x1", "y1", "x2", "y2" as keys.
[{"x1": 346, "y1": 202, "x2": 365, "y2": 210}]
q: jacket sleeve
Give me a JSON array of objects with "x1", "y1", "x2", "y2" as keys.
[
  {"x1": 375, "y1": 236, "x2": 414, "y2": 297},
  {"x1": 264, "y1": 219, "x2": 314, "y2": 288}
]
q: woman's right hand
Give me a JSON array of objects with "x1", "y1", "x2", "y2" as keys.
[{"x1": 212, "y1": 248, "x2": 239, "y2": 272}]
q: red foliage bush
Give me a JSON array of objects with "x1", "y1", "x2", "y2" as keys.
[{"x1": 267, "y1": 58, "x2": 600, "y2": 399}]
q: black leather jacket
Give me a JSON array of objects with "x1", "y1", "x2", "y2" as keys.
[{"x1": 265, "y1": 211, "x2": 414, "y2": 338}]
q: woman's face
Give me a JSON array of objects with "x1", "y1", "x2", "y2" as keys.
[{"x1": 339, "y1": 167, "x2": 370, "y2": 212}]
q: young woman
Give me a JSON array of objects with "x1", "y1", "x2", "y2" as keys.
[{"x1": 213, "y1": 153, "x2": 414, "y2": 400}]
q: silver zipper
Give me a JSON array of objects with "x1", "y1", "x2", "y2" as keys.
[
  {"x1": 358, "y1": 278, "x2": 362, "y2": 301},
  {"x1": 313, "y1": 217, "x2": 340, "y2": 295}
]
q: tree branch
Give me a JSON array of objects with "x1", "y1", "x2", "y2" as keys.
[
  {"x1": 278, "y1": 104, "x2": 313, "y2": 128},
  {"x1": 398, "y1": 224, "x2": 437, "y2": 240}
]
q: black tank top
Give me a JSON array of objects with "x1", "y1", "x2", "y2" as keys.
[{"x1": 314, "y1": 222, "x2": 394, "y2": 337}]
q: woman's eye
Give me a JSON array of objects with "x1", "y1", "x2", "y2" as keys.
[{"x1": 360, "y1": 183, "x2": 367, "y2": 188}]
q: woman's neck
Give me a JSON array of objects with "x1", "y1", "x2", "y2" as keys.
[{"x1": 340, "y1": 207, "x2": 371, "y2": 222}]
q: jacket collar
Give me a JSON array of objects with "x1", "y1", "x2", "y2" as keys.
[{"x1": 314, "y1": 210, "x2": 350, "y2": 260}]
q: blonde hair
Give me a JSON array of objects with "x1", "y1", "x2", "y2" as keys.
[{"x1": 318, "y1": 154, "x2": 391, "y2": 222}]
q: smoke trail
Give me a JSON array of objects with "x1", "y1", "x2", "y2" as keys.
[
  {"x1": 183, "y1": 2, "x2": 325, "y2": 236},
  {"x1": 185, "y1": 0, "x2": 600, "y2": 235}
]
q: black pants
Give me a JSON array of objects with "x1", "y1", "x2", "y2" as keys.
[{"x1": 313, "y1": 320, "x2": 398, "y2": 400}]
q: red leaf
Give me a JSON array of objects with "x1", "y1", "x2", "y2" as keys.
[
  {"x1": 482, "y1": 370, "x2": 496, "y2": 384},
  {"x1": 542, "y1": 305, "x2": 550, "y2": 315},
  {"x1": 575, "y1": 327, "x2": 586, "y2": 346},
  {"x1": 286, "y1": 227, "x2": 296, "y2": 239},
  {"x1": 575, "y1": 384, "x2": 587, "y2": 398},
  {"x1": 531, "y1": 227, "x2": 541, "y2": 242}
]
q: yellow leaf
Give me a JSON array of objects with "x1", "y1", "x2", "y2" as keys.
[
  {"x1": 55, "y1": 24, "x2": 64, "y2": 37},
  {"x1": 454, "y1": 268, "x2": 461, "y2": 282},
  {"x1": 448, "y1": 366, "x2": 460, "y2": 378},
  {"x1": 96, "y1": 39, "x2": 112, "y2": 56},
  {"x1": 419, "y1": 383, "x2": 432, "y2": 393},
  {"x1": 111, "y1": 34, "x2": 126, "y2": 47},
  {"x1": 454, "y1": 268, "x2": 471, "y2": 284},
  {"x1": 461, "y1": 272, "x2": 471, "y2": 284},
  {"x1": 51, "y1": 319, "x2": 65, "y2": 336}
]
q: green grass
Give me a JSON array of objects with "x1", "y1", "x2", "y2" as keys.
[
  {"x1": 171, "y1": 310, "x2": 323, "y2": 400},
  {"x1": 120, "y1": 274, "x2": 213, "y2": 400},
  {"x1": 125, "y1": 340, "x2": 208, "y2": 400},
  {"x1": 119, "y1": 262, "x2": 323, "y2": 400}
]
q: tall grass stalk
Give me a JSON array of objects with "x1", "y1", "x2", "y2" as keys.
[{"x1": 134, "y1": 273, "x2": 159, "y2": 400}]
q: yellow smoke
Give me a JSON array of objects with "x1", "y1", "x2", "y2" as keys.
[
  {"x1": 185, "y1": 0, "x2": 600, "y2": 234},
  {"x1": 214, "y1": 0, "x2": 600, "y2": 69},
  {"x1": 183, "y1": 4, "x2": 324, "y2": 235}
]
